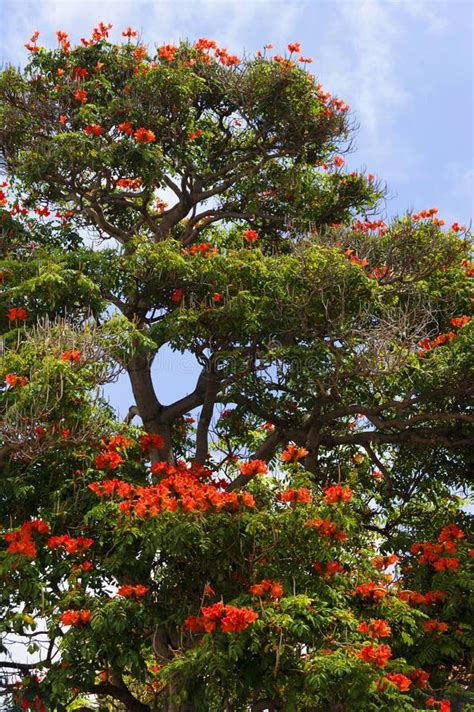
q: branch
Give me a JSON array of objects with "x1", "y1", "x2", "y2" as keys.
[
  {"x1": 226, "y1": 429, "x2": 282, "y2": 491},
  {"x1": 194, "y1": 375, "x2": 221, "y2": 465}
]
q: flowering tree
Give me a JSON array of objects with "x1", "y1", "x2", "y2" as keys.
[{"x1": 0, "y1": 25, "x2": 472, "y2": 712}]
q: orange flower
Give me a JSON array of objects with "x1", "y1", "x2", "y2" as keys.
[
  {"x1": 122, "y1": 27, "x2": 137, "y2": 37},
  {"x1": 287, "y1": 42, "x2": 301, "y2": 53},
  {"x1": 451, "y1": 315, "x2": 470, "y2": 328},
  {"x1": 95, "y1": 451, "x2": 124, "y2": 470},
  {"x1": 281, "y1": 444, "x2": 308, "y2": 462},
  {"x1": 134, "y1": 127, "x2": 156, "y2": 143},
  {"x1": 61, "y1": 609, "x2": 91, "y2": 626},
  {"x1": 60, "y1": 349, "x2": 81, "y2": 364},
  {"x1": 357, "y1": 643, "x2": 391, "y2": 668},
  {"x1": 323, "y1": 484, "x2": 352, "y2": 504},
  {"x1": 117, "y1": 584, "x2": 149, "y2": 599},
  {"x1": 384, "y1": 673, "x2": 412, "y2": 692},
  {"x1": 357, "y1": 619, "x2": 391, "y2": 638},
  {"x1": 139, "y1": 433, "x2": 164, "y2": 452},
  {"x1": 5, "y1": 373, "x2": 27, "y2": 387},
  {"x1": 85, "y1": 124, "x2": 104, "y2": 137},
  {"x1": 74, "y1": 89, "x2": 88, "y2": 103},
  {"x1": 158, "y1": 44, "x2": 178, "y2": 61},
  {"x1": 239, "y1": 459, "x2": 268, "y2": 477},
  {"x1": 243, "y1": 229, "x2": 258, "y2": 243},
  {"x1": 333, "y1": 155, "x2": 345, "y2": 168}
]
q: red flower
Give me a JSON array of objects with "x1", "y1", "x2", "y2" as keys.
[
  {"x1": 333, "y1": 155, "x2": 345, "y2": 168},
  {"x1": 287, "y1": 42, "x2": 301, "y2": 53},
  {"x1": 119, "y1": 121, "x2": 134, "y2": 136},
  {"x1": 410, "y1": 668, "x2": 430, "y2": 689},
  {"x1": 243, "y1": 229, "x2": 258, "y2": 243},
  {"x1": 5, "y1": 373, "x2": 27, "y2": 387},
  {"x1": 220, "y1": 605, "x2": 258, "y2": 633},
  {"x1": 249, "y1": 579, "x2": 283, "y2": 599},
  {"x1": 357, "y1": 619, "x2": 391, "y2": 638},
  {"x1": 8, "y1": 307, "x2": 27, "y2": 321},
  {"x1": 423, "y1": 619, "x2": 448, "y2": 634},
  {"x1": 85, "y1": 124, "x2": 104, "y2": 137},
  {"x1": 281, "y1": 444, "x2": 308, "y2": 462},
  {"x1": 312, "y1": 560, "x2": 343, "y2": 579},
  {"x1": 117, "y1": 584, "x2": 149, "y2": 599},
  {"x1": 95, "y1": 451, "x2": 124, "y2": 470},
  {"x1": 158, "y1": 44, "x2": 178, "y2": 61},
  {"x1": 122, "y1": 27, "x2": 137, "y2": 37},
  {"x1": 305, "y1": 517, "x2": 347, "y2": 541},
  {"x1": 277, "y1": 487, "x2": 312, "y2": 504},
  {"x1": 323, "y1": 484, "x2": 352, "y2": 504},
  {"x1": 139, "y1": 433, "x2": 165, "y2": 451},
  {"x1": 61, "y1": 609, "x2": 91, "y2": 626},
  {"x1": 134, "y1": 127, "x2": 156, "y2": 143},
  {"x1": 451, "y1": 315, "x2": 470, "y2": 328},
  {"x1": 189, "y1": 128, "x2": 203, "y2": 140},
  {"x1": 239, "y1": 459, "x2": 268, "y2": 477},
  {"x1": 74, "y1": 89, "x2": 88, "y2": 103},
  {"x1": 357, "y1": 643, "x2": 392, "y2": 668},
  {"x1": 384, "y1": 673, "x2": 412, "y2": 692},
  {"x1": 355, "y1": 581, "x2": 387, "y2": 601},
  {"x1": 60, "y1": 349, "x2": 81, "y2": 364},
  {"x1": 171, "y1": 288, "x2": 183, "y2": 303}
]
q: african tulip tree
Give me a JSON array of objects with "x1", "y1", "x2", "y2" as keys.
[{"x1": 0, "y1": 25, "x2": 472, "y2": 712}]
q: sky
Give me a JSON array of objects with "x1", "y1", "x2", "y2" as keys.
[{"x1": 1, "y1": 0, "x2": 473, "y2": 415}]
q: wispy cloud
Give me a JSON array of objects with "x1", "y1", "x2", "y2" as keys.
[{"x1": 1, "y1": 0, "x2": 307, "y2": 66}]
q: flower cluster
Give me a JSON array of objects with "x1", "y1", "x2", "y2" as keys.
[
  {"x1": 356, "y1": 619, "x2": 391, "y2": 638},
  {"x1": 243, "y1": 229, "x2": 258, "y2": 243},
  {"x1": 117, "y1": 584, "x2": 149, "y2": 599},
  {"x1": 351, "y1": 219, "x2": 388, "y2": 235},
  {"x1": 183, "y1": 242, "x2": 219, "y2": 257},
  {"x1": 60, "y1": 349, "x2": 81, "y2": 364},
  {"x1": 281, "y1": 444, "x2": 309, "y2": 462},
  {"x1": 248, "y1": 579, "x2": 283, "y2": 599},
  {"x1": 355, "y1": 581, "x2": 388, "y2": 602},
  {"x1": 115, "y1": 177, "x2": 143, "y2": 191},
  {"x1": 139, "y1": 432, "x2": 165, "y2": 452},
  {"x1": 5, "y1": 373, "x2": 28, "y2": 388},
  {"x1": 380, "y1": 673, "x2": 412, "y2": 692},
  {"x1": 239, "y1": 459, "x2": 268, "y2": 477},
  {"x1": 311, "y1": 560, "x2": 343, "y2": 578},
  {"x1": 276, "y1": 487, "x2": 312, "y2": 504},
  {"x1": 323, "y1": 484, "x2": 352, "y2": 504},
  {"x1": 423, "y1": 619, "x2": 448, "y2": 634},
  {"x1": 89, "y1": 462, "x2": 255, "y2": 516},
  {"x1": 186, "y1": 601, "x2": 258, "y2": 634},
  {"x1": 372, "y1": 554, "x2": 399, "y2": 570},
  {"x1": 426, "y1": 697, "x2": 451, "y2": 711},
  {"x1": 47, "y1": 535, "x2": 93, "y2": 554},
  {"x1": 410, "y1": 524, "x2": 465, "y2": 572},
  {"x1": 60, "y1": 609, "x2": 92, "y2": 626},
  {"x1": 8, "y1": 307, "x2": 27, "y2": 322},
  {"x1": 417, "y1": 317, "x2": 469, "y2": 358},
  {"x1": 357, "y1": 643, "x2": 392, "y2": 668},
  {"x1": 5, "y1": 520, "x2": 50, "y2": 557},
  {"x1": 305, "y1": 517, "x2": 347, "y2": 542},
  {"x1": 118, "y1": 122, "x2": 155, "y2": 143}
]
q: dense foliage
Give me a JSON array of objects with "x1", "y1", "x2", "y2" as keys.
[{"x1": 0, "y1": 25, "x2": 472, "y2": 712}]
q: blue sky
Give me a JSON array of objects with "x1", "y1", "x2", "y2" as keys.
[{"x1": 1, "y1": 0, "x2": 473, "y2": 416}]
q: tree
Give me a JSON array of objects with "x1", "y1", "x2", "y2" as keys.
[{"x1": 0, "y1": 25, "x2": 472, "y2": 712}]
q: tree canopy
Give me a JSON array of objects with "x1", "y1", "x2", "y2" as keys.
[{"x1": 0, "y1": 25, "x2": 472, "y2": 712}]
